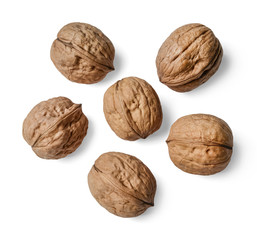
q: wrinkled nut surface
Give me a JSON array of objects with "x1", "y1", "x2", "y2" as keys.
[
  {"x1": 156, "y1": 23, "x2": 223, "y2": 92},
  {"x1": 50, "y1": 22, "x2": 115, "y2": 84},
  {"x1": 166, "y1": 114, "x2": 233, "y2": 175},
  {"x1": 22, "y1": 97, "x2": 88, "y2": 159},
  {"x1": 103, "y1": 77, "x2": 163, "y2": 141},
  {"x1": 88, "y1": 152, "x2": 156, "y2": 217}
]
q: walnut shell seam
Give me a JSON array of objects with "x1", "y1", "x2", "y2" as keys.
[
  {"x1": 31, "y1": 104, "x2": 82, "y2": 148},
  {"x1": 93, "y1": 164, "x2": 154, "y2": 206}
]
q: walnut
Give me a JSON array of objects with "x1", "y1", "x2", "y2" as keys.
[
  {"x1": 88, "y1": 152, "x2": 156, "y2": 217},
  {"x1": 22, "y1": 97, "x2": 88, "y2": 159},
  {"x1": 50, "y1": 22, "x2": 115, "y2": 84},
  {"x1": 103, "y1": 77, "x2": 163, "y2": 141},
  {"x1": 166, "y1": 114, "x2": 233, "y2": 175},
  {"x1": 156, "y1": 23, "x2": 223, "y2": 92}
]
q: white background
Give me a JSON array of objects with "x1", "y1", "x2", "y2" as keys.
[{"x1": 1, "y1": 0, "x2": 256, "y2": 239}]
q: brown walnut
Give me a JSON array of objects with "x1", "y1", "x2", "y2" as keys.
[
  {"x1": 22, "y1": 97, "x2": 88, "y2": 159},
  {"x1": 156, "y1": 23, "x2": 223, "y2": 92},
  {"x1": 103, "y1": 77, "x2": 163, "y2": 141},
  {"x1": 50, "y1": 22, "x2": 115, "y2": 84},
  {"x1": 88, "y1": 152, "x2": 156, "y2": 217},
  {"x1": 166, "y1": 114, "x2": 233, "y2": 175}
]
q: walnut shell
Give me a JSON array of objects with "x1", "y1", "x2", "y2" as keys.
[
  {"x1": 50, "y1": 22, "x2": 115, "y2": 84},
  {"x1": 103, "y1": 77, "x2": 163, "y2": 141},
  {"x1": 88, "y1": 152, "x2": 156, "y2": 217},
  {"x1": 156, "y1": 23, "x2": 223, "y2": 92},
  {"x1": 166, "y1": 114, "x2": 233, "y2": 175},
  {"x1": 22, "y1": 97, "x2": 88, "y2": 159}
]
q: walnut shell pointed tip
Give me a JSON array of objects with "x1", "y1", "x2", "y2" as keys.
[
  {"x1": 166, "y1": 114, "x2": 233, "y2": 175},
  {"x1": 88, "y1": 152, "x2": 156, "y2": 217},
  {"x1": 51, "y1": 22, "x2": 115, "y2": 84},
  {"x1": 22, "y1": 96, "x2": 88, "y2": 159},
  {"x1": 156, "y1": 23, "x2": 223, "y2": 92},
  {"x1": 103, "y1": 77, "x2": 163, "y2": 141}
]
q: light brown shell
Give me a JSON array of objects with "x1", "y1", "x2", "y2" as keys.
[
  {"x1": 50, "y1": 22, "x2": 115, "y2": 84},
  {"x1": 88, "y1": 152, "x2": 156, "y2": 217},
  {"x1": 103, "y1": 77, "x2": 163, "y2": 141},
  {"x1": 156, "y1": 23, "x2": 223, "y2": 92},
  {"x1": 166, "y1": 114, "x2": 233, "y2": 175},
  {"x1": 22, "y1": 97, "x2": 88, "y2": 159}
]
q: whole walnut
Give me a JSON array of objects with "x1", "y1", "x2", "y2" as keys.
[
  {"x1": 22, "y1": 97, "x2": 88, "y2": 159},
  {"x1": 166, "y1": 114, "x2": 233, "y2": 175},
  {"x1": 103, "y1": 77, "x2": 163, "y2": 141},
  {"x1": 50, "y1": 22, "x2": 115, "y2": 84},
  {"x1": 88, "y1": 152, "x2": 156, "y2": 217},
  {"x1": 156, "y1": 23, "x2": 223, "y2": 92}
]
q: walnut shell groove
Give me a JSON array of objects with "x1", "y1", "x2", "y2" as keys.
[
  {"x1": 51, "y1": 22, "x2": 115, "y2": 84},
  {"x1": 103, "y1": 77, "x2": 163, "y2": 141},
  {"x1": 22, "y1": 97, "x2": 88, "y2": 159},
  {"x1": 88, "y1": 152, "x2": 156, "y2": 217},
  {"x1": 156, "y1": 23, "x2": 223, "y2": 92},
  {"x1": 166, "y1": 114, "x2": 233, "y2": 175}
]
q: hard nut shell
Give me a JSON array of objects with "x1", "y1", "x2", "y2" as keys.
[
  {"x1": 50, "y1": 22, "x2": 115, "y2": 84},
  {"x1": 103, "y1": 77, "x2": 163, "y2": 141},
  {"x1": 166, "y1": 114, "x2": 233, "y2": 175},
  {"x1": 22, "y1": 97, "x2": 88, "y2": 159},
  {"x1": 156, "y1": 23, "x2": 223, "y2": 92},
  {"x1": 88, "y1": 152, "x2": 156, "y2": 217}
]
